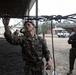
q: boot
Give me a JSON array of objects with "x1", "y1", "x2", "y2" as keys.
[{"x1": 67, "y1": 71, "x2": 72, "y2": 75}]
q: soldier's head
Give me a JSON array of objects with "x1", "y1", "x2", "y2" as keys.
[
  {"x1": 23, "y1": 21, "x2": 35, "y2": 32},
  {"x1": 73, "y1": 27, "x2": 76, "y2": 33}
]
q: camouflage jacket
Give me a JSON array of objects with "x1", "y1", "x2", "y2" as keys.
[
  {"x1": 68, "y1": 33, "x2": 76, "y2": 48},
  {"x1": 4, "y1": 33, "x2": 51, "y2": 63}
]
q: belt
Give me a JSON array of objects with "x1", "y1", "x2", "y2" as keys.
[{"x1": 25, "y1": 59, "x2": 43, "y2": 66}]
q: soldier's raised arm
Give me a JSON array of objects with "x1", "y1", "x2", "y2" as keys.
[
  {"x1": 2, "y1": 15, "x2": 22, "y2": 45},
  {"x1": 2, "y1": 15, "x2": 11, "y2": 36}
]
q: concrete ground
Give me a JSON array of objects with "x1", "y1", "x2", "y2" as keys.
[
  {"x1": 46, "y1": 37, "x2": 76, "y2": 75},
  {"x1": 0, "y1": 38, "x2": 25, "y2": 75}
]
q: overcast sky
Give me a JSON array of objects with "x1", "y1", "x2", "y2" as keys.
[{"x1": 30, "y1": 0, "x2": 76, "y2": 16}]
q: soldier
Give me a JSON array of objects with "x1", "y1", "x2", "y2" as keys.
[
  {"x1": 2, "y1": 16, "x2": 52, "y2": 75},
  {"x1": 67, "y1": 27, "x2": 76, "y2": 75}
]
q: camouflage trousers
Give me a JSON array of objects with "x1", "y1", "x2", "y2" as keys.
[
  {"x1": 24, "y1": 60, "x2": 46, "y2": 75},
  {"x1": 69, "y1": 48, "x2": 76, "y2": 71}
]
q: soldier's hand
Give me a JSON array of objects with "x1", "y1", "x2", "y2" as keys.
[
  {"x1": 2, "y1": 14, "x2": 10, "y2": 26},
  {"x1": 46, "y1": 58, "x2": 52, "y2": 70}
]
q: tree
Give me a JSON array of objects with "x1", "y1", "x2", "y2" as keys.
[{"x1": 41, "y1": 21, "x2": 51, "y2": 34}]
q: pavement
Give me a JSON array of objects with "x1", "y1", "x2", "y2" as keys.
[
  {"x1": 38, "y1": 34, "x2": 58, "y2": 38},
  {"x1": 0, "y1": 38, "x2": 25, "y2": 75}
]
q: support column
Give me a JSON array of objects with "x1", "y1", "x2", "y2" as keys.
[{"x1": 36, "y1": 0, "x2": 38, "y2": 35}]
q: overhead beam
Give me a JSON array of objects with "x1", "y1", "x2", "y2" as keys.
[{"x1": 25, "y1": 0, "x2": 36, "y2": 15}]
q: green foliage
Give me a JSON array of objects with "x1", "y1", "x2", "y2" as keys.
[
  {"x1": 37, "y1": 21, "x2": 55, "y2": 34},
  {"x1": 41, "y1": 21, "x2": 51, "y2": 34}
]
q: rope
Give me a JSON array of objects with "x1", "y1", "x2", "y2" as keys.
[{"x1": 51, "y1": 20, "x2": 56, "y2": 75}]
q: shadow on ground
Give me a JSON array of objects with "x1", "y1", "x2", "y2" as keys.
[{"x1": 0, "y1": 38, "x2": 25, "y2": 75}]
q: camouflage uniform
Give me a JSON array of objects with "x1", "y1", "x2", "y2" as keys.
[
  {"x1": 68, "y1": 33, "x2": 76, "y2": 71},
  {"x1": 4, "y1": 33, "x2": 51, "y2": 75}
]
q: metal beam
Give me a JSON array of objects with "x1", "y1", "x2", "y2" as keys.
[
  {"x1": 36, "y1": 0, "x2": 38, "y2": 34},
  {"x1": 25, "y1": 0, "x2": 36, "y2": 15}
]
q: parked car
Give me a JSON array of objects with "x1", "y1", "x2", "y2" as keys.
[{"x1": 57, "y1": 31, "x2": 70, "y2": 38}]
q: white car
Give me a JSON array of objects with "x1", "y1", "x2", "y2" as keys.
[{"x1": 57, "y1": 31, "x2": 70, "y2": 38}]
